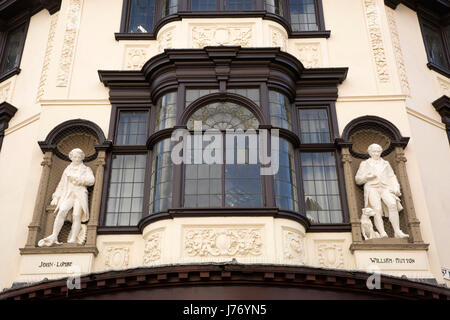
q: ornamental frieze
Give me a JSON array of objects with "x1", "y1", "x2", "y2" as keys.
[{"x1": 184, "y1": 227, "x2": 263, "y2": 257}]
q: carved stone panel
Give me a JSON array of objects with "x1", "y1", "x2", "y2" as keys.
[
  {"x1": 191, "y1": 25, "x2": 253, "y2": 48},
  {"x1": 296, "y1": 43, "x2": 321, "y2": 68},
  {"x1": 124, "y1": 46, "x2": 150, "y2": 70},
  {"x1": 183, "y1": 226, "x2": 263, "y2": 257},
  {"x1": 105, "y1": 246, "x2": 130, "y2": 269},
  {"x1": 143, "y1": 230, "x2": 163, "y2": 264},
  {"x1": 363, "y1": 0, "x2": 390, "y2": 82},
  {"x1": 157, "y1": 27, "x2": 174, "y2": 52},
  {"x1": 282, "y1": 228, "x2": 305, "y2": 264},
  {"x1": 56, "y1": 0, "x2": 82, "y2": 87},
  {"x1": 315, "y1": 240, "x2": 345, "y2": 269},
  {"x1": 270, "y1": 27, "x2": 287, "y2": 51}
]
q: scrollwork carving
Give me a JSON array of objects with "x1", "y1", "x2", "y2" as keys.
[
  {"x1": 105, "y1": 246, "x2": 130, "y2": 269},
  {"x1": 282, "y1": 229, "x2": 305, "y2": 263},
  {"x1": 317, "y1": 241, "x2": 345, "y2": 269},
  {"x1": 143, "y1": 231, "x2": 162, "y2": 264},
  {"x1": 296, "y1": 43, "x2": 320, "y2": 68},
  {"x1": 191, "y1": 26, "x2": 252, "y2": 48}
]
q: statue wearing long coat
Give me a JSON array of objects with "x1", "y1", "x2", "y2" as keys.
[
  {"x1": 355, "y1": 158, "x2": 403, "y2": 217},
  {"x1": 52, "y1": 162, "x2": 95, "y2": 222}
]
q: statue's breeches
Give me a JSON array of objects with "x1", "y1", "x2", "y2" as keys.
[{"x1": 366, "y1": 186, "x2": 397, "y2": 216}]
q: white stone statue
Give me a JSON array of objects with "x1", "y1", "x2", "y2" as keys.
[
  {"x1": 355, "y1": 143, "x2": 409, "y2": 239},
  {"x1": 360, "y1": 208, "x2": 380, "y2": 240},
  {"x1": 38, "y1": 148, "x2": 95, "y2": 247}
]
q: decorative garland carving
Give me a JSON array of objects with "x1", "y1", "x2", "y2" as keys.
[
  {"x1": 184, "y1": 227, "x2": 263, "y2": 257},
  {"x1": 37, "y1": 12, "x2": 59, "y2": 101},
  {"x1": 191, "y1": 26, "x2": 252, "y2": 48},
  {"x1": 143, "y1": 231, "x2": 162, "y2": 264},
  {"x1": 56, "y1": 0, "x2": 82, "y2": 87},
  {"x1": 0, "y1": 82, "x2": 11, "y2": 102},
  {"x1": 364, "y1": 0, "x2": 390, "y2": 82},
  {"x1": 386, "y1": 7, "x2": 410, "y2": 94}
]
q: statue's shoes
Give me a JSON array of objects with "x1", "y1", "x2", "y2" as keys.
[
  {"x1": 394, "y1": 231, "x2": 409, "y2": 238},
  {"x1": 38, "y1": 235, "x2": 61, "y2": 247},
  {"x1": 380, "y1": 232, "x2": 388, "y2": 238}
]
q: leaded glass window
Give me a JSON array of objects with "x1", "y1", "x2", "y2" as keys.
[
  {"x1": 191, "y1": 0, "x2": 217, "y2": 11},
  {"x1": 228, "y1": 88, "x2": 260, "y2": 106},
  {"x1": 128, "y1": 0, "x2": 156, "y2": 33},
  {"x1": 289, "y1": 0, "x2": 319, "y2": 32},
  {"x1": 269, "y1": 90, "x2": 292, "y2": 130},
  {"x1": 225, "y1": 0, "x2": 255, "y2": 11},
  {"x1": 187, "y1": 102, "x2": 259, "y2": 130},
  {"x1": 162, "y1": 0, "x2": 178, "y2": 17},
  {"x1": 185, "y1": 88, "x2": 219, "y2": 107},
  {"x1": 155, "y1": 92, "x2": 177, "y2": 130},
  {"x1": 301, "y1": 152, "x2": 342, "y2": 223},
  {"x1": 274, "y1": 139, "x2": 298, "y2": 211},
  {"x1": 116, "y1": 111, "x2": 148, "y2": 145},
  {"x1": 298, "y1": 109, "x2": 330, "y2": 143},
  {"x1": 265, "y1": 0, "x2": 283, "y2": 16},
  {"x1": 149, "y1": 139, "x2": 174, "y2": 213},
  {"x1": 0, "y1": 24, "x2": 26, "y2": 75},
  {"x1": 184, "y1": 102, "x2": 262, "y2": 208},
  {"x1": 422, "y1": 23, "x2": 449, "y2": 69},
  {"x1": 105, "y1": 154, "x2": 146, "y2": 226}
]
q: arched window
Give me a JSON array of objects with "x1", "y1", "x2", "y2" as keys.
[{"x1": 184, "y1": 102, "x2": 262, "y2": 207}]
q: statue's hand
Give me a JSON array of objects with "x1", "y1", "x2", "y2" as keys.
[
  {"x1": 50, "y1": 197, "x2": 58, "y2": 206},
  {"x1": 366, "y1": 173, "x2": 377, "y2": 180}
]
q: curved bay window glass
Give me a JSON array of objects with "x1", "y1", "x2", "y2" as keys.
[
  {"x1": 228, "y1": 88, "x2": 260, "y2": 106},
  {"x1": 191, "y1": 0, "x2": 217, "y2": 11},
  {"x1": 269, "y1": 90, "x2": 292, "y2": 130},
  {"x1": 225, "y1": 0, "x2": 255, "y2": 11},
  {"x1": 156, "y1": 91, "x2": 177, "y2": 130},
  {"x1": 162, "y1": 0, "x2": 178, "y2": 17},
  {"x1": 149, "y1": 139, "x2": 174, "y2": 213},
  {"x1": 265, "y1": 0, "x2": 284, "y2": 16},
  {"x1": 289, "y1": 0, "x2": 319, "y2": 32},
  {"x1": 274, "y1": 138, "x2": 298, "y2": 211},
  {"x1": 184, "y1": 102, "x2": 262, "y2": 207},
  {"x1": 128, "y1": 0, "x2": 156, "y2": 33}
]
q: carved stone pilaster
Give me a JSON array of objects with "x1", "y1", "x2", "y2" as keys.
[
  {"x1": 25, "y1": 152, "x2": 53, "y2": 247},
  {"x1": 394, "y1": 146, "x2": 423, "y2": 243},
  {"x1": 85, "y1": 150, "x2": 106, "y2": 247},
  {"x1": 340, "y1": 147, "x2": 363, "y2": 243}
]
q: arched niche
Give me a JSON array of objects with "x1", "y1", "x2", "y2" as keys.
[
  {"x1": 338, "y1": 116, "x2": 426, "y2": 250},
  {"x1": 21, "y1": 119, "x2": 111, "y2": 255}
]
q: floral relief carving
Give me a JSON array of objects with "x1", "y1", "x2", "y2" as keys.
[
  {"x1": 386, "y1": 8, "x2": 410, "y2": 94},
  {"x1": 158, "y1": 28, "x2": 174, "y2": 52},
  {"x1": 296, "y1": 43, "x2": 321, "y2": 68},
  {"x1": 125, "y1": 47, "x2": 149, "y2": 70},
  {"x1": 143, "y1": 231, "x2": 162, "y2": 264},
  {"x1": 37, "y1": 12, "x2": 59, "y2": 101},
  {"x1": 316, "y1": 241, "x2": 345, "y2": 269},
  {"x1": 105, "y1": 246, "x2": 130, "y2": 269},
  {"x1": 184, "y1": 227, "x2": 263, "y2": 257},
  {"x1": 364, "y1": 0, "x2": 390, "y2": 82},
  {"x1": 191, "y1": 26, "x2": 252, "y2": 48},
  {"x1": 282, "y1": 229, "x2": 305, "y2": 263},
  {"x1": 271, "y1": 28, "x2": 286, "y2": 51},
  {"x1": 56, "y1": 0, "x2": 82, "y2": 87}
]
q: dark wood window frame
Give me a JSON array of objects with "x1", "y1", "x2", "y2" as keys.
[
  {"x1": 98, "y1": 46, "x2": 349, "y2": 234},
  {"x1": 417, "y1": 11, "x2": 450, "y2": 78},
  {"x1": 385, "y1": 0, "x2": 450, "y2": 78},
  {"x1": 116, "y1": 0, "x2": 330, "y2": 40},
  {"x1": 0, "y1": 13, "x2": 30, "y2": 83}
]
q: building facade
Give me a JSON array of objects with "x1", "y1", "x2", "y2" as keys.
[{"x1": 0, "y1": 0, "x2": 449, "y2": 299}]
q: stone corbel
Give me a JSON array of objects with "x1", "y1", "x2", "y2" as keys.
[
  {"x1": 432, "y1": 95, "x2": 450, "y2": 144},
  {"x1": 0, "y1": 102, "x2": 17, "y2": 151}
]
